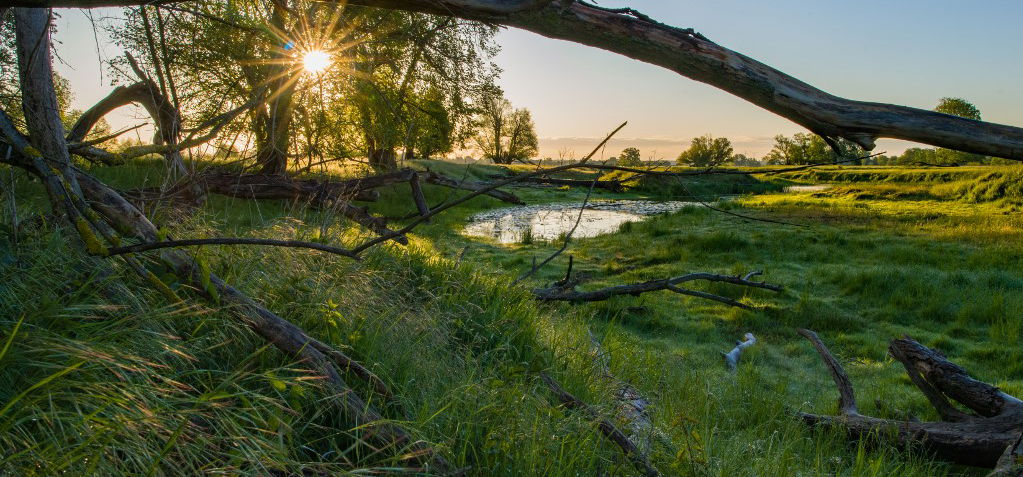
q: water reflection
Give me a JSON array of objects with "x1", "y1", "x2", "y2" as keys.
[
  {"x1": 783, "y1": 184, "x2": 832, "y2": 193},
  {"x1": 463, "y1": 200, "x2": 698, "y2": 244}
]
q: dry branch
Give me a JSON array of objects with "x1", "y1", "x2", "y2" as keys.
[
  {"x1": 533, "y1": 271, "x2": 781, "y2": 308},
  {"x1": 796, "y1": 329, "x2": 1023, "y2": 468}
]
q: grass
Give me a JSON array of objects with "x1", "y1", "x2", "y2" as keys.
[{"x1": 1, "y1": 159, "x2": 1021, "y2": 475}]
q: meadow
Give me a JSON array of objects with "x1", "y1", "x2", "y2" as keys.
[{"x1": 1, "y1": 160, "x2": 1021, "y2": 475}]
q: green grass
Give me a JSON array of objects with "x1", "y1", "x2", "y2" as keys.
[{"x1": 2, "y1": 159, "x2": 1021, "y2": 475}]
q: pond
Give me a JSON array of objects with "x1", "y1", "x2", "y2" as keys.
[{"x1": 462, "y1": 200, "x2": 700, "y2": 244}]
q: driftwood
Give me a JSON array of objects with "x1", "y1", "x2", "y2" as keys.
[
  {"x1": 533, "y1": 270, "x2": 782, "y2": 309},
  {"x1": 539, "y1": 372, "x2": 659, "y2": 477},
  {"x1": 722, "y1": 333, "x2": 756, "y2": 372},
  {"x1": 797, "y1": 329, "x2": 1023, "y2": 468}
]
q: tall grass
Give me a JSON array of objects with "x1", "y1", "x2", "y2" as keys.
[{"x1": 3, "y1": 160, "x2": 1020, "y2": 475}]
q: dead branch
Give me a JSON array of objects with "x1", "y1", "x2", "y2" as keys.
[
  {"x1": 539, "y1": 372, "x2": 660, "y2": 477},
  {"x1": 496, "y1": 174, "x2": 627, "y2": 192},
  {"x1": 722, "y1": 333, "x2": 756, "y2": 372},
  {"x1": 105, "y1": 237, "x2": 360, "y2": 258},
  {"x1": 533, "y1": 271, "x2": 782, "y2": 308},
  {"x1": 796, "y1": 329, "x2": 1023, "y2": 468}
]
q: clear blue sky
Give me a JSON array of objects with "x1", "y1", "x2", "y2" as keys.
[{"x1": 52, "y1": 1, "x2": 1023, "y2": 159}]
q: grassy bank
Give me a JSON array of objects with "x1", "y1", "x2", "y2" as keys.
[{"x1": 1, "y1": 160, "x2": 1020, "y2": 475}]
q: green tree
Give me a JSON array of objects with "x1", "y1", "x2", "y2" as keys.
[
  {"x1": 111, "y1": 2, "x2": 499, "y2": 172},
  {"x1": 474, "y1": 95, "x2": 538, "y2": 164},
  {"x1": 677, "y1": 134, "x2": 733, "y2": 167},
  {"x1": 935, "y1": 97, "x2": 981, "y2": 120},
  {"x1": 763, "y1": 133, "x2": 864, "y2": 165},
  {"x1": 617, "y1": 147, "x2": 642, "y2": 166},
  {"x1": 731, "y1": 153, "x2": 760, "y2": 166},
  {"x1": 933, "y1": 98, "x2": 986, "y2": 165}
]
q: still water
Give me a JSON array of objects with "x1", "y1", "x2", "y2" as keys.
[{"x1": 462, "y1": 200, "x2": 699, "y2": 244}]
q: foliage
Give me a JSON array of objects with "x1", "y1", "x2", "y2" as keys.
[
  {"x1": 676, "y1": 134, "x2": 733, "y2": 167},
  {"x1": 763, "y1": 133, "x2": 865, "y2": 165},
  {"x1": 110, "y1": 3, "x2": 499, "y2": 171},
  {"x1": 616, "y1": 147, "x2": 642, "y2": 166},
  {"x1": 935, "y1": 97, "x2": 981, "y2": 121},
  {"x1": 930, "y1": 98, "x2": 988, "y2": 165},
  {"x1": 474, "y1": 95, "x2": 538, "y2": 164}
]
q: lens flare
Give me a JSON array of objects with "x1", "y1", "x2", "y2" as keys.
[{"x1": 302, "y1": 50, "x2": 331, "y2": 73}]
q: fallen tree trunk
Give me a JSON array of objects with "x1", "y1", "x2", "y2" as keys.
[
  {"x1": 534, "y1": 270, "x2": 781, "y2": 309},
  {"x1": 796, "y1": 329, "x2": 1023, "y2": 468},
  {"x1": 19, "y1": 1, "x2": 1023, "y2": 159}
]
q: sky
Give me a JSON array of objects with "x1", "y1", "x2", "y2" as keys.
[{"x1": 50, "y1": 1, "x2": 1023, "y2": 160}]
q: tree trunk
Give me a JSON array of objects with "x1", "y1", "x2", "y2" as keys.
[
  {"x1": 797, "y1": 329, "x2": 1023, "y2": 468},
  {"x1": 254, "y1": 0, "x2": 297, "y2": 176},
  {"x1": 329, "y1": 0, "x2": 1023, "y2": 161}
]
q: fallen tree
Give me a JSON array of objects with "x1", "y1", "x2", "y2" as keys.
[
  {"x1": 533, "y1": 270, "x2": 782, "y2": 309},
  {"x1": 797, "y1": 329, "x2": 1023, "y2": 469}
]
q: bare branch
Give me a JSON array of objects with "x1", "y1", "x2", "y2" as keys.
[
  {"x1": 797, "y1": 328, "x2": 858, "y2": 415},
  {"x1": 105, "y1": 237, "x2": 359, "y2": 258}
]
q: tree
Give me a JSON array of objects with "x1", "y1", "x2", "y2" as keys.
[
  {"x1": 933, "y1": 98, "x2": 986, "y2": 165},
  {"x1": 617, "y1": 147, "x2": 642, "y2": 166},
  {"x1": 110, "y1": 2, "x2": 499, "y2": 173},
  {"x1": 474, "y1": 95, "x2": 538, "y2": 164},
  {"x1": 935, "y1": 97, "x2": 981, "y2": 120},
  {"x1": 763, "y1": 133, "x2": 864, "y2": 165},
  {"x1": 676, "y1": 134, "x2": 733, "y2": 167},
  {"x1": 731, "y1": 153, "x2": 760, "y2": 166}
]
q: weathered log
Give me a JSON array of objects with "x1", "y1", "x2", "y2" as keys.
[
  {"x1": 796, "y1": 329, "x2": 1023, "y2": 468},
  {"x1": 722, "y1": 333, "x2": 756, "y2": 372},
  {"x1": 539, "y1": 372, "x2": 660, "y2": 477},
  {"x1": 533, "y1": 271, "x2": 781, "y2": 308}
]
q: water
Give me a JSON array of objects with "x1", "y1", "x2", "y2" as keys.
[
  {"x1": 462, "y1": 200, "x2": 699, "y2": 244},
  {"x1": 784, "y1": 184, "x2": 832, "y2": 193}
]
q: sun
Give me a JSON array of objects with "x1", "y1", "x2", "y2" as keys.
[{"x1": 302, "y1": 50, "x2": 331, "y2": 74}]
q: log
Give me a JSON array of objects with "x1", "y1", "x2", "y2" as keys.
[
  {"x1": 533, "y1": 271, "x2": 781, "y2": 308},
  {"x1": 796, "y1": 329, "x2": 1023, "y2": 468},
  {"x1": 20, "y1": 1, "x2": 1023, "y2": 159}
]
